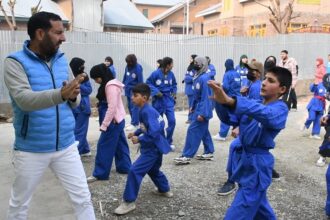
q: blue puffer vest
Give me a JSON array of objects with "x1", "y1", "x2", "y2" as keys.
[{"x1": 8, "y1": 40, "x2": 76, "y2": 152}]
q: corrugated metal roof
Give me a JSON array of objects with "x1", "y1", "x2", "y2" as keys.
[
  {"x1": 103, "y1": 0, "x2": 154, "y2": 29},
  {"x1": 133, "y1": 0, "x2": 183, "y2": 6},
  {"x1": 195, "y1": 3, "x2": 222, "y2": 18},
  {"x1": 151, "y1": 0, "x2": 194, "y2": 23},
  {"x1": 0, "y1": 0, "x2": 68, "y2": 21}
]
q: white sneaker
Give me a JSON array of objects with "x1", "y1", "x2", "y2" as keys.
[
  {"x1": 212, "y1": 134, "x2": 226, "y2": 141},
  {"x1": 152, "y1": 189, "x2": 174, "y2": 198},
  {"x1": 300, "y1": 125, "x2": 307, "y2": 131},
  {"x1": 196, "y1": 153, "x2": 214, "y2": 161},
  {"x1": 316, "y1": 157, "x2": 326, "y2": 167},
  {"x1": 174, "y1": 156, "x2": 191, "y2": 165},
  {"x1": 170, "y1": 144, "x2": 176, "y2": 151},
  {"x1": 80, "y1": 152, "x2": 91, "y2": 157},
  {"x1": 114, "y1": 201, "x2": 136, "y2": 215},
  {"x1": 125, "y1": 124, "x2": 138, "y2": 131},
  {"x1": 87, "y1": 176, "x2": 98, "y2": 183},
  {"x1": 309, "y1": 135, "x2": 321, "y2": 140}
]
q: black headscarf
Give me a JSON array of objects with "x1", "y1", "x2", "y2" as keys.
[
  {"x1": 90, "y1": 63, "x2": 114, "y2": 102},
  {"x1": 187, "y1": 54, "x2": 198, "y2": 71},
  {"x1": 264, "y1": 56, "x2": 277, "y2": 72},
  {"x1": 69, "y1": 57, "x2": 89, "y2": 83}
]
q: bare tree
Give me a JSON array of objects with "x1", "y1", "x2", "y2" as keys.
[
  {"x1": 0, "y1": 0, "x2": 17, "y2": 30},
  {"x1": 254, "y1": 0, "x2": 300, "y2": 34},
  {"x1": 31, "y1": 0, "x2": 42, "y2": 16}
]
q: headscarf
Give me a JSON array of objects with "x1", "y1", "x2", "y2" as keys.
[
  {"x1": 225, "y1": 59, "x2": 235, "y2": 72},
  {"x1": 264, "y1": 56, "x2": 277, "y2": 72},
  {"x1": 193, "y1": 56, "x2": 208, "y2": 79},
  {"x1": 90, "y1": 63, "x2": 113, "y2": 102},
  {"x1": 69, "y1": 57, "x2": 85, "y2": 77}
]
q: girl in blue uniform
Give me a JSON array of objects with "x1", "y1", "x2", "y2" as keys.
[
  {"x1": 104, "y1": 56, "x2": 116, "y2": 78},
  {"x1": 183, "y1": 54, "x2": 197, "y2": 124},
  {"x1": 302, "y1": 80, "x2": 326, "y2": 139},
  {"x1": 209, "y1": 66, "x2": 292, "y2": 220},
  {"x1": 123, "y1": 54, "x2": 144, "y2": 131},
  {"x1": 69, "y1": 57, "x2": 92, "y2": 156},
  {"x1": 87, "y1": 64, "x2": 131, "y2": 183},
  {"x1": 114, "y1": 83, "x2": 173, "y2": 215},
  {"x1": 174, "y1": 56, "x2": 214, "y2": 164},
  {"x1": 235, "y1": 54, "x2": 249, "y2": 87},
  {"x1": 213, "y1": 59, "x2": 241, "y2": 141},
  {"x1": 206, "y1": 56, "x2": 217, "y2": 80},
  {"x1": 146, "y1": 57, "x2": 177, "y2": 149}
]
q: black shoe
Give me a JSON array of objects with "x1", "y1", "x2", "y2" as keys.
[
  {"x1": 217, "y1": 181, "x2": 236, "y2": 196},
  {"x1": 272, "y1": 169, "x2": 280, "y2": 181}
]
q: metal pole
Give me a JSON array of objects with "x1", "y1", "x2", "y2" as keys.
[{"x1": 186, "y1": 0, "x2": 189, "y2": 35}]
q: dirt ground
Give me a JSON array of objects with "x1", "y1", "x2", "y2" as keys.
[{"x1": 78, "y1": 96, "x2": 330, "y2": 220}]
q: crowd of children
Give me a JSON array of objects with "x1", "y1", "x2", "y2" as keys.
[{"x1": 68, "y1": 52, "x2": 330, "y2": 218}]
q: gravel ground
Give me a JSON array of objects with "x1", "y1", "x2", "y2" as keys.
[{"x1": 81, "y1": 97, "x2": 330, "y2": 220}]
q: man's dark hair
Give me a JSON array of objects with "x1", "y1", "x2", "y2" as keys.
[
  {"x1": 281, "y1": 50, "x2": 288, "y2": 54},
  {"x1": 266, "y1": 67, "x2": 292, "y2": 94},
  {"x1": 132, "y1": 83, "x2": 151, "y2": 100},
  {"x1": 162, "y1": 57, "x2": 173, "y2": 68},
  {"x1": 105, "y1": 56, "x2": 113, "y2": 65},
  {"x1": 27, "y1": 11, "x2": 62, "y2": 40}
]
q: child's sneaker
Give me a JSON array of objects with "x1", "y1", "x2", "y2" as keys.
[
  {"x1": 114, "y1": 201, "x2": 136, "y2": 215},
  {"x1": 272, "y1": 169, "x2": 281, "y2": 181},
  {"x1": 125, "y1": 124, "x2": 138, "y2": 131},
  {"x1": 80, "y1": 152, "x2": 92, "y2": 157},
  {"x1": 212, "y1": 134, "x2": 226, "y2": 141},
  {"x1": 309, "y1": 134, "x2": 321, "y2": 140},
  {"x1": 174, "y1": 156, "x2": 191, "y2": 165},
  {"x1": 316, "y1": 156, "x2": 326, "y2": 167},
  {"x1": 170, "y1": 144, "x2": 176, "y2": 151},
  {"x1": 196, "y1": 153, "x2": 214, "y2": 161},
  {"x1": 217, "y1": 181, "x2": 236, "y2": 196},
  {"x1": 300, "y1": 124, "x2": 307, "y2": 131},
  {"x1": 87, "y1": 176, "x2": 98, "y2": 183},
  {"x1": 152, "y1": 189, "x2": 173, "y2": 198}
]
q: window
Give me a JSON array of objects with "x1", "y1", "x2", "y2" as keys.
[
  {"x1": 223, "y1": 0, "x2": 231, "y2": 11},
  {"x1": 297, "y1": 0, "x2": 320, "y2": 4},
  {"x1": 322, "y1": 24, "x2": 330, "y2": 33},
  {"x1": 208, "y1": 29, "x2": 218, "y2": 36},
  {"x1": 248, "y1": 24, "x2": 266, "y2": 37},
  {"x1": 287, "y1": 23, "x2": 308, "y2": 33},
  {"x1": 142, "y1": 9, "x2": 148, "y2": 18}
]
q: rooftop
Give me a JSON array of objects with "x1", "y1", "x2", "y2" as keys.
[
  {"x1": 195, "y1": 3, "x2": 222, "y2": 18},
  {"x1": 133, "y1": 0, "x2": 184, "y2": 7}
]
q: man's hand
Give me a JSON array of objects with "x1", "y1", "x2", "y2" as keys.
[
  {"x1": 61, "y1": 73, "x2": 86, "y2": 101},
  {"x1": 208, "y1": 80, "x2": 235, "y2": 106},
  {"x1": 321, "y1": 116, "x2": 329, "y2": 126},
  {"x1": 240, "y1": 87, "x2": 248, "y2": 95},
  {"x1": 131, "y1": 136, "x2": 139, "y2": 144},
  {"x1": 127, "y1": 133, "x2": 134, "y2": 139}
]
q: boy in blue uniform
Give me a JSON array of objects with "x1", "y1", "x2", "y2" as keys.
[
  {"x1": 213, "y1": 59, "x2": 241, "y2": 141},
  {"x1": 123, "y1": 54, "x2": 144, "y2": 131},
  {"x1": 69, "y1": 57, "x2": 93, "y2": 156},
  {"x1": 114, "y1": 83, "x2": 173, "y2": 215},
  {"x1": 146, "y1": 57, "x2": 177, "y2": 149},
  {"x1": 209, "y1": 66, "x2": 292, "y2": 219},
  {"x1": 184, "y1": 54, "x2": 197, "y2": 124},
  {"x1": 174, "y1": 56, "x2": 214, "y2": 164}
]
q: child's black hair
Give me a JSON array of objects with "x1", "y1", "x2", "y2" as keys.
[
  {"x1": 266, "y1": 66, "x2": 292, "y2": 94},
  {"x1": 157, "y1": 59, "x2": 163, "y2": 68},
  {"x1": 132, "y1": 83, "x2": 151, "y2": 100},
  {"x1": 162, "y1": 57, "x2": 173, "y2": 68}
]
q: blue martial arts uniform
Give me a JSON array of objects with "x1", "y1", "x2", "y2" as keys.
[
  {"x1": 236, "y1": 64, "x2": 250, "y2": 88},
  {"x1": 184, "y1": 69, "x2": 195, "y2": 122},
  {"x1": 207, "y1": 64, "x2": 217, "y2": 80},
  {"x1": 182, "y1": 72, "x2": 214, "y2": 158},
  {"x1": 123, "y1": 103, "x2": 171, "y2": 202},
  {"x1": 146, "y1": 68, "x2": 177, "y2": 145},
  {"x1": 109, "y1": 65, "x2": 116, "y2": 78},
  {"x1": 218, "y1": 64, "x2": 241, "y2": 138},
  {"x1": 217, "y1": 97, "x2": 288, "y2": 220},
  {"x1": 94, "y1": 102, "x2": 132, "y2": 179},
  {"x1": 123, "y1": 64, "x2": 143, "y2": 126},
  {"x1": 72, "y1": 80, "x2": 92, "y2": 154},
  {"x1": 304, "y1": 83, "x2": 326, "y2": 135}
]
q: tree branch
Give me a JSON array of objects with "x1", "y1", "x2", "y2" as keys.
[{"x1": 0, "y1": 0, "x2": 15, "y2": 30}]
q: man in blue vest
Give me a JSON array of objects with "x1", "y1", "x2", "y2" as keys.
[{"x1": 4, "y1": 12, "x2": 95, "y2": 220}]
